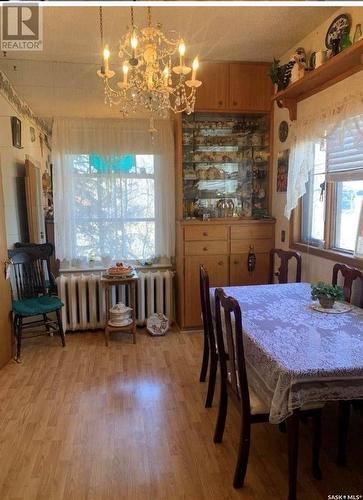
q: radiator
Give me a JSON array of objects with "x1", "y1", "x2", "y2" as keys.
[{"x1": 56, "y1": 270, "x2": 174, "y2": 332}]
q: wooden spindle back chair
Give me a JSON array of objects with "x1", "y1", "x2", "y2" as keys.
[
  {"x1": 14, "y1": 242, "x2": 57, "y2": 294},
  {"x1": 199, "y1": 265, "x2": 218, "y2": 407},
  {"x1": 8, "y1": 248, "x2": 65, "y2": 361},
  {"x1": 269, "y1": 248, "x2": 302, "y2": 284}
]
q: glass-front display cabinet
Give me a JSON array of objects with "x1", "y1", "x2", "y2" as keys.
[{"x1": 182, "y1": 112, "x2": 270, "y2": 219}]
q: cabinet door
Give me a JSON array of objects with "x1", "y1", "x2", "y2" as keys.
[
  {"x1": 184, "y1": 255, "x2": 229, "y2": 328},
  {"x1": 229, "y1": 63, "x2": 272, "y2": 112},
  {"x1": 194, "y1": 62, "x2": 229, "y2": 111},
  {"x1": 230, "y1": 252, "x2": 270, "y2": 286}
]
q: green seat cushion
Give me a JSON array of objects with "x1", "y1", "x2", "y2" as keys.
[{"x1": 12, "y1": 296, "x2": 64, "y2": 317}]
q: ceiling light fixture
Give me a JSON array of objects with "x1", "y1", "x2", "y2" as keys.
[{"x1": 97, "y1": 7, "x2": 202, "y2": 131}]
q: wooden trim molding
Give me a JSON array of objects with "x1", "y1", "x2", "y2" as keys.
[{"x1": 289, "y1": 206, "x2": 363, "y2": 270}]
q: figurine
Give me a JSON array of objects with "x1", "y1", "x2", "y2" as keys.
[{"x1": 282, "y1": 47, "x2": 307, "y2": 87}]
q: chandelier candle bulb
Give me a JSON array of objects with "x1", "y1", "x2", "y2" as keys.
[
  {"x1": 178, "y1": 40, "x2": 186, "y2": 67},
  {"x1": 191, "y1": 56, "x2": 199, "y2": 81},
  {"x1": 122, "y1": 61, "x2": 129, "y2": 84},
  {"x1": 103, "y1": 45, "x2": 110, "y2": 72}
]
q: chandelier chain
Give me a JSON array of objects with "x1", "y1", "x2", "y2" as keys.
[
  {"x1": 147, "y1": 7, "x2": 151, "y2": 27},
  {"x1": 130, "y1": 7, "x2": 134, "y2": 28},
  {"x1": 99, "y1": 6, "x2": 104, "y2": 48}
]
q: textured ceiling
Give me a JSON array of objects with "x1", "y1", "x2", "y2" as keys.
[{"x1": 0, "y1": 5, "x2": 337, "y2": 119}]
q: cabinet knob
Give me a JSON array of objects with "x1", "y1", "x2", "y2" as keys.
[
  {"x1": 234, "y1": 260, "x2": 239, "y2": 265},
  {"x1": 218, "y1": 101, "x2": 223, "y2": 106},
  {"x1": 203, "y1": 231, "x2": 208, "y2": 236},
  {"x1": 233, "y1": 101, "x2": 237, "y2": 106},
  {"x1": 203, "y1": 247, "x2": 208, "y2": 251},
  {"x1": 218, "y1": 261, "x2": 223, "y2": 266}
]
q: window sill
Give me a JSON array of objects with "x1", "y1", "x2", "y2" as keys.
[{"x1": 290, "y1": 242, "x2": 363, "y2": 269}]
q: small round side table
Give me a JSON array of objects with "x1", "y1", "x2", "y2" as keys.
[{"x1": 101, "y1": 274, "x2": 138, "y2": 345}]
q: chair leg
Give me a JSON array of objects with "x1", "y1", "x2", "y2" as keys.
[
  {"x1": 199, "y1": 331, "x2": 209, "y2": 382},
  {"x1": 55, "y1": 309, "x2": 66, "y2": 347},
  {"x1": 43, "y1": 314, "x2": 51, "y2": 335},
  {"x1": 287, "y1": 409, "x2": 300, "y2": 500},
  {"x1": 15, "y1": 316, "x2": 23, "y2": 362},
  {"x1": 213, "y1": 377, "x2": 228, "y2": 443},
  {"x1": 233, "y1": 415, "x2": 251, "y2": 488},
  {"x1": 312, "y1": 410, "x2": 322, "y2": 480},
  {"x1": 205, "y1": 354, "x2": 217, "y2": 408},
  {"x1": 337, "y1": 401, "x2": 351, "y2": 466}
]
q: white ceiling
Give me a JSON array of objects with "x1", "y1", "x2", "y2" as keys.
[{"x1": 0, "y1": 5, "x2": 337, "y2": 119}]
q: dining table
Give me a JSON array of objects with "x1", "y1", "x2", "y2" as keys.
[{"x1": 210, "y1": 282, "x2": 363, "y2": 499}]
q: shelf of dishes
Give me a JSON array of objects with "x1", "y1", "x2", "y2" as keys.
[{"x1": 182, "y1": 113, "x2": 269, "y2": 220}]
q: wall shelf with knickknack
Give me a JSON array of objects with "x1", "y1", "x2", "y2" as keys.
[{"x1": 272, "y1": 38, "x2": 363, "y2": 121}]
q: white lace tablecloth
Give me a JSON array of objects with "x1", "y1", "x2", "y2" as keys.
[{"x1": 210, "y1": 282, "x2": 363, "y2": 423}]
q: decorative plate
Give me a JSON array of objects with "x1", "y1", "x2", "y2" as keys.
[
  {"x1": 108, "y1": 318, "x2": 133, "y2": 327},
  {"x1": 278, "y1": 121, "x2": 289, "y2": 143},
  {"x1": 325, "y1": 14, "x2": 351, "y2": 49},
  {"x1": 146, "y1": 313, "x2": 169, "y2": 336},
  {"x1": 310, "y1": 302, "x2": 353, "y2": 314}
]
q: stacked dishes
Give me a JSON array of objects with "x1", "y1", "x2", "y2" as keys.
[{"x1": 108, "y1": 303, "x2": 133, "y2": 327}]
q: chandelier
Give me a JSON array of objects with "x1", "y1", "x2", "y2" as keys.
[{"x1": 97, "y1": 7, "x2": 202, "y2": 128}]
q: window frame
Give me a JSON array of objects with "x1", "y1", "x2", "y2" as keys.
[
  {"x1": 71, "y1": 154, "x2": 156, "y2": 261},
  {"x1": 290, "y1": 180, "x2": 362, "y2": 267}
]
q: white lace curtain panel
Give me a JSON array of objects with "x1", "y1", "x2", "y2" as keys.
[
  {"x1": 285, "y1": 91, "x2": 363, "y2": 220},
  {"x1": 52, "y1": 117, "x2": 175, "y2": 261}
]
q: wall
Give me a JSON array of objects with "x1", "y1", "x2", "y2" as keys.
[
  {"x1": 0, "y1": 88, "x2": 49, "y2": 247},
  {"x1": 272, "y1": 6, "x2": 363, "y2": 284}
]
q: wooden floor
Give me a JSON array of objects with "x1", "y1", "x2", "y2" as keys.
[{"x1": 0, "y1": 328, "x2": 362, "y2": 500}]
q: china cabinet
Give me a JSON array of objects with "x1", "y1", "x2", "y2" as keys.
[
  {"x1": 182, "y1": 112, "x2": 270, "y2": 220},
  {"x1": 174, "y1": 61, "x2": 275, "y2": 330}
]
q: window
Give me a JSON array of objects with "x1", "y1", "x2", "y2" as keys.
[
  {"x1": 297, "y1": 114, "x2": 363, "y2": 258},
  {"x1": 71, "y1": 154, "x2": 155, "y2": 260}
]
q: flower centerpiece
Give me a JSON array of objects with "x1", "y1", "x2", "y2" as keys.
[{"x1": 311, "y1": 282, "x2": 344, "y2": 309}]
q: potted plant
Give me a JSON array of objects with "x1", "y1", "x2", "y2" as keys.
[
  {"x1": 311, "y1": 282, "x2": 344, "y2": 309},
  {"x1": 268, "y1": 58, "x2": 281, "y2": 93}
]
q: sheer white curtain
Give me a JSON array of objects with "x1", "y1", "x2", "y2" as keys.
[
  {"x1": 53, "y1": 117, "x2": 175, "y2": 261},
  {"x1": 285, "y1": 91, "x2": 363, "y2": 219}
]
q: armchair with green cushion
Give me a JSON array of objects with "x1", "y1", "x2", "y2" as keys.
[{"x1": 8, "y1": 248, "x2": 65, "y2": 361}]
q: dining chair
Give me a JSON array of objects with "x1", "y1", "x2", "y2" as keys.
[
  {"x1": 213, "y1": 287, "x2": 323, "y2": 491},
  {"x1": 14, "y1": 242, "x2": 58, "y2": 295},
  {"x1": 8, "y1": 249, "x2": 65, "y2": 361},
  {"x1": 332, "y1": 263, "x2": 363, "y2": 306},
  {"x1": 332, "y1": 263, "x2": 363, "y2": 465},
  {"x1": 199, "y1": 265, "x2": 218, "y2": 408},
  {"x1": 269, "y1": 248, "x2": 302, "y2": 284}
]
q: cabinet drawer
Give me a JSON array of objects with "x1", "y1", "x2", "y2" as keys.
[
  {"x1": 184, "y1": 225, "x2": 228, "y2": 241},
  {"x1": 231, "y1": 239, "x2": 272, "y2": 253},
  {"x1": 231, "y1": 225, "x2": 274, "y2": 240},
  {"x1": 185, "y1": 240, "x2": 228, "y2": 255}
]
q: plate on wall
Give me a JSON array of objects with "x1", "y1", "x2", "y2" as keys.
[
  {"x1": 325, "y1": 14, "x2": 351, "y2": 49},
  {"x1": 310, "y1": 302, "x2": 353, "y2": 314},
  {"x1": 278, "y1": 121, "x2": 289, "y2": 143}
]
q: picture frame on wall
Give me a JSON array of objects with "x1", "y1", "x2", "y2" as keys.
[
  {"x1": 30, "y1": 126, "x2": 36, "y2": 143},
  {"x1": 277, "y1": 149, "x2": 289, "y2": 193},
  {"x1": 11, "y1": 116, "x2": 22, "y2": 149}
]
